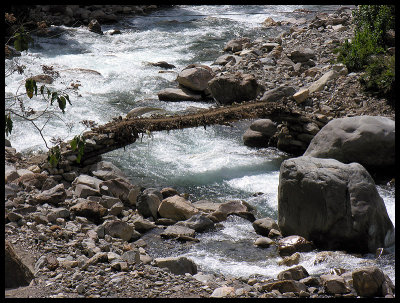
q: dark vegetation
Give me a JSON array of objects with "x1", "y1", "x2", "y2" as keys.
[{"x1": 335, "y1": 5, "x2": 395, "y2": 105}]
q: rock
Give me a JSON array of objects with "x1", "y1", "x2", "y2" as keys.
[
  {"x1": 34, "y1": 184, "x2": 66, "y2": 205},
  {"x1": 260, "y1": 86, "x2": 296, "y2": 102},
  {"x1": 278, "y1": 235, "x2": 313, "y2": 257},
  {"x1": 128, "y1": 186, "x2": 141, "y2": 206},
  {"x1": 293, "y1": 88, "x2": 309, "y2": 104},
  {"x1": 177, "y1": 65, "x2": 215, "y2": 92},
  {"x1": 215, "y1": 200, "x2": 256, "y2": 222},
  {"x1": 252, "y1": 217, "x2": 279, "y2": 236},
  {"x1": 277, "y1": 265, "x2": 309, "y2": 281},
  {"x1": 278, "y1": 252, "x2": 301, "y2": 266},
  {"x1": 242, "y1": 129, "x2": 269, "y2": 148},
  {"x1": 192, "y1": 200, "x2": 220, "y2": 213},
  {"x1": 121, "y1": 249, "x2": 141, "y2": 265},
  {"x1": 208, "y1": 73, "x2": 262, "y2": 105},
  {"x1": 70, "y1": 199, "x2": 107, "y2": 223},
  {"x1": 72, "y1": 174, "x2": 102, "y2": 190},
  {"x1": 5, "y1": 240, "x2": 35, "y2": 288},
  {"x1": 160, "y1": 225, "x2": 196, "y2": 239},
  {"x1": 308, "y1": 70, "x2": 339, "y2": 93},
  {"x1": 288, "y1": 48, "x2": 316, "y2": 63},
  {"x1": 154, "y1": 256, "x2": 197, "y2": 275},
  {"x1": 103, "y1": 220, "x2": 134, "y2": 242},
  {"x1": 320, "y1": 275, "x2": 351, "y2": 295},
  {"x1": 212, "y1": 54, "x2": 239, "y2": 66},
  {"x1": 149, "y1": 61, "x2": 176, "y2": 69},
  {"x1": 160, "y1": 187, "x2": 179, "y2": 199},
  {"x1": 5, "y1": 164, "x2": 19, "y2": 183},
  {"x1": 304, "y1": 116, "x2": 395, "y2": 172},
  {"x1": 74, "y1": 184, "x2": 101, "y2": 198},
  {"x1": 254, "y1": 237, "x2": 274, "y2": 248},
  {"x1": 249, "y1": 119, "x2": 277, "y2": 136},
  {"x1": 27, "y1": 74, "x2": 54, "y2": 84},
  {"x1": 157, "y1": 87, "x2": 203, "y2": 102},
  {"x1": 268, "y1": 228, "x2": 282, "y2": 238},
  {"x1": 224, "y1": 37, "x2": 251, "y2": 52},
  {"x1": 12, "y1": 173, "x2": 48, "y2": 190},
  {"x1": 279, "y1": 156, "x2": 394, "y2": 253},
  {"x1": 99, "y1": 178, "x2": 133, "y2": 204},
  {"x1": 175, "y1": 213, "x2": 214, "y2": 232},
  {"x1": 131, "y1": 215, "x2": 156, "y2": 233},
  {"x1": 262, "y1": 17, "x2": 278, "y2": 27},
  {"x1": 88, "y1": 19, "x2": 103, "y2": 34},
  {"x1": 352, "y1": 266, "x2": 394, "y2": 297},
  {"x1": 158, "y1": 195, "x2": 199, "y2": 221},
  {"x1": 126, "y1": 107, "x2": 165, "y2": 119},
  {"x1": 136, "y1": 192, "x2": 161, "y2": 219},
  {"x1": 211, "y1": 286, "x2": 236, "y2": 298},
  {"x1": 90, "y1": 161, "x2": 128, "y2": 181},
  {"x1": 261, "y1": 280, "x2": 307, "y2": 293}
]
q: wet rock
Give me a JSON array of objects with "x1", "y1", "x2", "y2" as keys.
[
  {"x1": 215, "y1": 200, "x2": 256, "y2": 222},
  {"x1": 154, "y1": 256, "x2": 197, "y2": 275},
  {"x1": 208, "y1": 73, "x2": 262, "y2": 105},
  {"x1": 5, "y1": 240, "x2": 35, "y2": 288},
  {"x1": 254, "y1": 237, "x2": 274, "y2": 248},
  {"x1": 158, "y1": 195, "x2": 199, "y2": 221},
  {"x1": 136, "y1": 192, "x2": 161, "y2": 219},
  {"x1": 175, "y1": 213, "x2": 214, "y2": 232},
  {"x1": 278, "y1": 235, "x2": 313, "y2": 257},
  {"x1": 27, "y1": 74, "x2": 54, "y2": 84},
  {"x1": 149, "y1": 61, "x2": 176, "y2": 69},
  {"x1": 224, "y1": 37, "x2": 251, "y2": 52},
  {"x1": 352, "y1": 266, "x2": 394, "y2": 297},
  {"x1": 160, "y1": 187, "x2": 179, "y2": 199},
  {"x1": 278, "y1": 252, "x2": 301, "y2": 266},
  {"x1": 242, "y1": 129, "x2": 269, "y2": 147},
  {"x1": 268, "y1": 228, "x2": 282, "y2": 238},
  {"x1": 177, "y1": 65, "x2": 215, "y2": 92},
  {"x1": 278, "y1": 156, "x2": 394, "y2": 253},
  {"x1": 126, "y1": 107, "x2": 165, "y2": 119},
  {"x1": 157, "y1": 87, "x2": 203, "y2": 102},
  {"x1": 88, "y1": 19, "x2": 103, "y2": 34},
  {"x1": 192, "y1": 200, "x2": 219, "y2": 213},
  {"x1": 160, "y1": 225, "x2": 196, "y2": 239},
  {"x1": 252, "y1": 217, "x2": 279, "y2": 236},
  {"x1": 277, "y1": 265, "x2": 309, "y2": 281},
  {"x1": 320, "y1": 274, "x2": 351, "y2": 295},
  {"x1": 304, "y1": 116, "x2": 395, "y2": 172}
]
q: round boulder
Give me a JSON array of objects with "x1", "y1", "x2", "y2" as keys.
[
  {"x1": 177, "y1": 65, "x2": 215, "y2": 92},
  {"x1": 278, "y1": 156, "x2": 394, "y2": 253}
]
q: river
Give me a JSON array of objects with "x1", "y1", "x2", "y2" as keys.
[{"x1": 5, "y1": 5, "x2": 395, "y2": 284}]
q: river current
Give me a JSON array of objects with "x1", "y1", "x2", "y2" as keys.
[{"x1": 5, "y1": 5, "x2": 395, "y2": 283}]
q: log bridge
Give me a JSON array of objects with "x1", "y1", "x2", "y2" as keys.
[{"x1": 57, "y1": 100, "x2": 328, "y2": 167}]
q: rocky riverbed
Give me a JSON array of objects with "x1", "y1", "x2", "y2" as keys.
[{"x1": 5, "y1": 6, "x2": 395, "y2": 298}]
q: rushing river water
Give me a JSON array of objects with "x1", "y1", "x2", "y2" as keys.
[{"x1": 5, "y1": 5, "x2": 395, "y2": 283}]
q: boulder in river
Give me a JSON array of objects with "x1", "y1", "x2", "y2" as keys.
[
  {"x1": 352, "y1": 266, "x2": 395, "y2": 297},
  {"x1": 208, "y1": 72, "x2": 262, "y2": 105},
  {"x1": 177, "y1": 65, "x2": 215, "y2": 92},
  {"x1": 304, "y1": 116, "x2": 395, "y2": 174},
  {"x1": 157, "y1": 87, "x2": 203, "y2": 102},
  {"x1": 158, "y1": 195, "x2": 199, "y2": 221},
  {"x1": 278, "y1": 156, "x2": 394, "y2": 253},
  {"x1": 154, "y1": 256, "x2": 197, "y2": 275}
]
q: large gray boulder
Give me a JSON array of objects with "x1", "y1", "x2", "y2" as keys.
[
  {"x1": 5, "y1": 240, "x2": 35, "y2": 288},
  {"x1": 243, "y1": 119, "x2": 277, "y2": 148},
  {"x1": 278, "y1": 156, "x2": 394, "y2": 253},
  {"x1": 208, "y1": 73, "x2": 262, "y2": 105},
  {"x1": 177, "y1": 65, "x2": 215, "y2": 92},
  {"x1": 304, "y1": 116, "x2": 395, "y2": 173},
  {"x1": 154, "y1": 256, "x2": 197, "y2": 275}
]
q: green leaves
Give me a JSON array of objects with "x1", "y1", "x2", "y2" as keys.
[
  {"x1": 70, "y1": 135, "x2": 86, "y2": 164},
  {"x1": 48, "y1": 145, "x2": 61, "y2": 167},
  {"x1": 5, "y1": 114, "x2": 13, "y2": 136},
  {"x1": 25, "y1": 78, "x2": 37, "y2": 99},
  {"x1": 13, "y1": 27, "x2": 33, "y2": 52}
]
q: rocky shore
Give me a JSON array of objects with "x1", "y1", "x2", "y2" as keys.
[{"x1": 5, "y1": 6, "x2": 395, "y2": 298}]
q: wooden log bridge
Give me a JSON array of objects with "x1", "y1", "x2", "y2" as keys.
[{"x1": 58, "y1": 100, "x2": 328, "y2": 166}]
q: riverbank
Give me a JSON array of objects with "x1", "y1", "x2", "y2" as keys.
[{"x1": 5, "y1": 6, "x2": 395, "y2": 298}]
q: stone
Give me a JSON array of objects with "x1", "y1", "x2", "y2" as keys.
[
  {"x1": 126, "y1": 107, "x2": 165, "y2": 119},
  {"x1": 88, "y1": 19, "x2": 103, "y2": 34},
  {"x1": 192, "y1": 200, "x2": 219, "y2": 213},
  {"x1": 136, "y1": 192, "x2": 161, "y2": 219},
  {"x1": 260, "y1": 86, "x2": 296, "y2": 102},
  {"x1": 308, "y1": 70, "x2": 340, "y2": 93},
  {"x1": 34, "y1": 184, "x2": 66, "y2": 205},
  {"x1": 278, "y1": 235, "x2": 313, "y2": 257},
  {"x1": 288, "y1": 48, "x2": 316, "y2": 63},
  {"x1": 211, "y1": 286, "x2": 236, "y2": 298},
  {"x1": 158, "y1": 195, "x2": 199, "y2": 221},
  {"x1": 72, "y1": 174, "x2": 102, "y2": 190},
  {"x1": 5, "y1": 164, "x2": 19, "y2": 183},
  {"x1": 254, "y1": 237, "x2": 274, "y2": 248},
  {"x1": 262, "y1": 280, "x2": 307, "y2": 293},
  {"x1": 160, "y1": 187, "x2": 179, "y2": 199},
  {"x1": 160, "y1": 225, "x2": 196, "y2": 239},
  {"x1": 175, "y1": 213, "x2": 214, "y2": 232},
  {"x1": 304, "y1": 116, "x2": 395, "y2": 172},
  {"x1": 278, "y1": 252, "x2": 301, "y2": 266},
  {"x1": 131, "y1": 215, "x2": 156, "y2": 233},
  {"x1": 277, "y1": 265, "x2": 309, "y2": 281},
  {"x1": 121, "y1": 249, "x2": 141, "y2": 265},
  {"x1": 262, "y1": 17, "x2": 278, "y2": 27},
  {"x1": 212, "y1": 54, "x2": 239, "y2": 66},
  {"x1": 252, "y1": 217, "x2": 279, "y2": 236},
  {"x1": 70, "y1": 199, "x2": 107, "y2": 223},
  {"x1": 128, "y1": 186, "x2": 141, "y2": 206},
  {"x1": 352, "y1": 266, "x2": 393, "y2": 297},
  {"x1": 293, "y1": 88, "x2": 309, "y2": 104},
  {"x1": 320, "y1": 275, "x2": 350, "y2": 295},
  {"x1": 157, "y1": 87, "x2": 203, "y2": 102},
  {"x1": 177, "y1": 65, "x2": 215, "y2": 92},
  {"x1": 99, "y1": 178, "x2": 133, "y2": 204},
  {"x1": 90, "y1": 161, "x2": 128, "y2": 181},
  {"x1": 27, "y1": 74, "x2": 54, "y2": 84},
  {"x1": 278, "y1": 156, "x2": 394, "y2": 253},
  {"x1": 242, "y1": 129, "x2": 268, "y2": 148},
  {"x1": 154, "y1": 256, "x2": 197, "y2": 275},
  {"x1": 223, "y1": 37, "x2": 251, "y2": 52},
  {"x1": 249, "y1": 119, "x2": 277, "y2": 136},
  {"x1": 5, "y1": 240, "x2": 34, "y2": 288},
  {"x1": 109, "y1": 202, "x2": 124, "y2": 216},
  {"x1": 103, "y1": 220, "x2": 134, "y2": 242},
  {"x1": 208, "y1": 73, "x2": 262, "y2": 105},
  {"x1": 74, "y1": 184, "x2": 100, "y2": 198},
  {"x1": 215, "y1": 200, "x2": 255, "y2": 222},
  {"x1": 268, "y1": 229, "x2": 282, "y2": 238}
]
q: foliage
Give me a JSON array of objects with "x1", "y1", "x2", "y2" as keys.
[
  {"x1": 13, "y1": 26, "x2": 34, "y2": 52},
  {"x1": 70, "y1": 135, "x2": 86, "y2": 164},
  {"x1": 335, "y1": 5, "x2": 395, "y2": 105}
]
